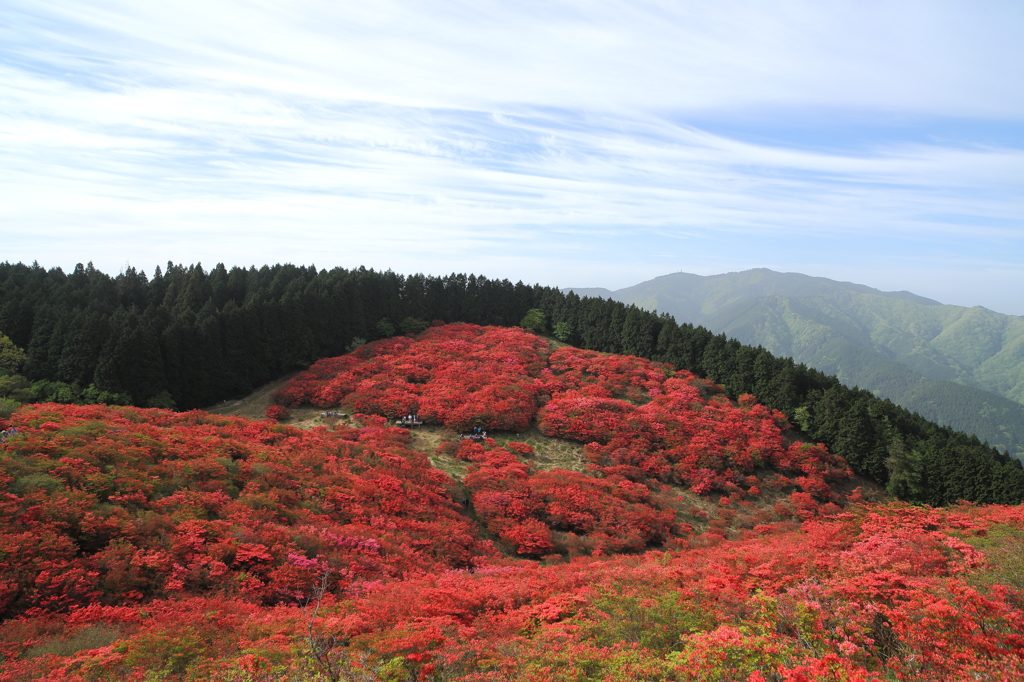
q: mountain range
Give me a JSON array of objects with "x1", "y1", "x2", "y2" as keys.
[{"x1": 567, "y1": 268, "x2": 1024, "y2": 459}]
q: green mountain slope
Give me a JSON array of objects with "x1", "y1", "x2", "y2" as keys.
[{"x1": 567, "y1": 269, "x2": 1024, "y2": 459}]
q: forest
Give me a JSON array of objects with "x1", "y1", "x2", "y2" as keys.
[
  {"x1": 1, "y1": 323, "x2": 1022, "y2": 680},
  {"x1": 1, "y1": 260, "x2": 1022, "y2": 507}
]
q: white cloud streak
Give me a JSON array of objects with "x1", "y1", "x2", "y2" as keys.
[{"x1": 2, "y1": 0, "x2": 1023, "y2": 311}]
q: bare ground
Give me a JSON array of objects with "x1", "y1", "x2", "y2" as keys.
[{"x1": 205, "y1": 373, "x2": 297, "y2": 421}]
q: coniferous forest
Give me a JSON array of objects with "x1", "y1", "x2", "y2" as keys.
[{"x1": 2, "y1": 260, "x2": 1021, "y2": 508}]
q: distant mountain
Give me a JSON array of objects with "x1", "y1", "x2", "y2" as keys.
[
  {"x1": 566, "y1": 269, "x2": 1024, "y2": 459},
  {"x1": 565, "y1": 287, "x2": 617, "y2": 300}
]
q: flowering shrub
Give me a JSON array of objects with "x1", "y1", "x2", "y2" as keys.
[
  {"x1": 4, "y1": 325, "x2": 1019, "y2": 681},
  {"x1": 264, "y1": 405, "x2": 290, "y2": 421},
  {"x1": 4, "y1": 501, "x2": 1021, "y2": 681},
  {"x1": 0, "y1": 402, "x2": 497, "y2": 620},
  {"x1": 275, "y1": 325, "x2": 544, "y2": 430},
  {"x1": 454, "y1": 439, "x2": 676, "y2": 556},
  {"x1": 279, "y1": 324, "x2": 851, "y2": 506}
]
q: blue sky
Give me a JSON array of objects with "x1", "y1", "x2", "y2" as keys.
[{"x1": 3, "y1": 1, "x2": 1024, "y2": 314}]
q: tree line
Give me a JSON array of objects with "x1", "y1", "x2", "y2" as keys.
[{"x1": 1, "y1": 259, "x2": 1022, "y2": 506}]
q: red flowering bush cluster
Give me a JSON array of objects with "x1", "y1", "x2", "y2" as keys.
[
  {"x1": 446, "y1": 438, "x2": 676, "y2": 557},
  {"x1": 271, "y1": 503, "x2": 1024, "y2": 682},
  {"x1": 4, "y1": 325, "x2": 1021, "y2": 681},
  {"x1": 0, "y1": 402, "x2": 496, "y2": 621},
  {"x1": 539, "y1": 356, "x2": 852, "y2": 502},
  {"x1": 3, "y1": 502, "x2": 1021, "y2": 681},
  {"x1": 276, "y1": 325, "x2": 546, "y2": 430},
  {"x1": 264, "y1": 404, "x2": 290, "y2": 421},
  {"x1": 279, "y1": 325, "x2": 851, "y2": 505},
  {"x1": 270, "y1": 324, "x2": 860, "y2": 559}
]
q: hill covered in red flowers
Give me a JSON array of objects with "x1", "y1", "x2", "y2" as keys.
[{"x1": 1, "y1": 324, "x2": 1022, "y2": 681}]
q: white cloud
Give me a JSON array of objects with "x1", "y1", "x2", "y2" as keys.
[
  {"x1": 8, "y1": 0, "x2": 1024, "y2": 114},
  {"x1": 2, "y1": 0, "x2": 1024, "y2": 312}
]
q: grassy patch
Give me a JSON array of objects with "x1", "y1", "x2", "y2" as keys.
[
  {"x1": 964, "y1": 523, "x2": 1024, "y2": 591},
  {"x1": 22, "y1": 624, "x2": 124, "y2": 660},
  {"x1": 204, "y1": 373, "x2": 298, "y2": 421},
  {"x1": 428, "y1": 452, "x2": 472, "y2": 481},
  {"x1": 408, "y1": 424, "x2": 457, "y2": 455},
  {"x1": 486, "y1": 427, "x2": 587, "y2": 472},
  {"x1": 408, "y1": 424, "x2": 587, "y2": 479}
]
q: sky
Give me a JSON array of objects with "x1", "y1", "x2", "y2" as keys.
[{"x1": 3, "y1": 1, "x2": 1024, "y2": 314}]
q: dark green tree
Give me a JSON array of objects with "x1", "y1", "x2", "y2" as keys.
[{"x1": 620, "y1": 306, "x2": 655, "y2": 357}]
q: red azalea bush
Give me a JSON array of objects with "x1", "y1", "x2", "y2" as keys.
[
  {"x1": 275, "y1": 325, "x2": 545, "y2": 430},
  {"x1": 264, "y1": 404, "x2": 290, "y2": 421},
  {"x1": 0, "y1": 402, "x2": 497, "y2": 620},
  {"x1": 4, "y1": 502, "x2": 1021, "y2": 681},
  {"x1": 279, "y1": 324, "x2": 851, "y2": 506},
  {"x1": 450, "y1": 439, "x2": 679, "y2": 557},
  {"x1": 5, "y1": 324, "x2": 1018, "y2": 681}
]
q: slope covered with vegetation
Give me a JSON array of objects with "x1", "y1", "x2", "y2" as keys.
[
  {"x1": 2, "y1": 325, "x2": 1023, "y2": 681},
  {"x1": 565, "y1": 269, "x2": 1024, "y2": 459},
  {"x1": 2, "y1": 260, "x2": 1023, "y2": 507}
]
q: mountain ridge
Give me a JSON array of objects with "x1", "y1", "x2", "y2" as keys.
[{"x1": 565, "y1": 268, "x2": 1024, "y2": 458}]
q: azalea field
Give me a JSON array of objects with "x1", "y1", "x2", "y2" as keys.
[{"x1": 1, "y1": 324, "x2": 1022, "y2": 680}]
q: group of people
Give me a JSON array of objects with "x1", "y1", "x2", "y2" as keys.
[
  {"x1": 398, "y1": 414, "x2": 422, "y2": 427},
  {"x1": 0, "y1": 428, "x2": 18, "y2": 444},
  {"x1": 461, "y1": 426, "x2": 488, "y2": 440},
  {"x1": 321, "y1": 411, "x2": 344, "y2": 418}
]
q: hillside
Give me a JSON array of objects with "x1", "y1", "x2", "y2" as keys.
[
  {"x1": 2, "y1": 325, "x2": 1022, "y2": 680},
  {"x1": 566, "y1": 269, "x2": 1024, "y2": 458},
  {"x1": 4, "y1": 261, "x2": 1024, "y2": 507}
]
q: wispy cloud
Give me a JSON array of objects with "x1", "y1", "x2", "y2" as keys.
[{"x1": 2, "y1": 1, "x2": 1023, "y2": 312}]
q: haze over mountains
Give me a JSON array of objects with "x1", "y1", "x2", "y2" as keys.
[{"x1": 567, "y1": 269, "x2": 1024, "y2": 460}]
